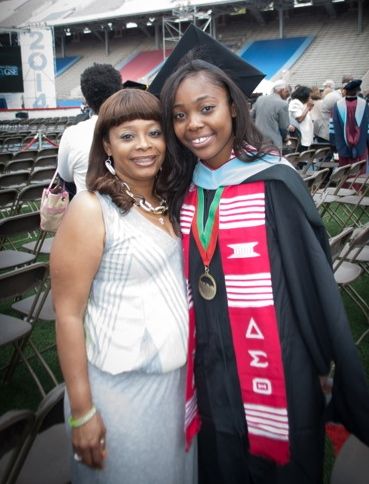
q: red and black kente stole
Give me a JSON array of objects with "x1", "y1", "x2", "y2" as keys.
[{"x1": 180, "y1": 181, "x2": 290, "y2": 464}]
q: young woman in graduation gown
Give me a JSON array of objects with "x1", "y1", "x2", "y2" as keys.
[{"x1": 159, "y1": 58, "x2": 369, "y2": 484}]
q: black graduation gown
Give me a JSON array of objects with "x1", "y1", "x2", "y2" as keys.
[{"x1": 189, "y1": 165, "x2": 369, "y2": 484}]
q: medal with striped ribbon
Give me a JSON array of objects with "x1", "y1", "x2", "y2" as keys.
[{"x1": 192, "y1": 186, "x2": 224, "y2": 300}]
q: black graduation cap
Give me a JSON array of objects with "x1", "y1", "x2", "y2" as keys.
[
  {"x1": 343, "y1": 79, "x2": 362, "y2": 91},
  {"x1": 122, "y1": 80, "x2": 147, "y2": 90},
  {"x1": 149, "y1": 24, "x2": 265, "y2": 98}
]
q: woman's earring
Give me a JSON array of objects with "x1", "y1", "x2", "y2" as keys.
[{"x1": 105, "y1": 156, "x2": 116, "y2": 176}]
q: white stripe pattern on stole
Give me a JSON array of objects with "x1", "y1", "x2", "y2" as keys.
[
  {"x1": 219, "y1": 192, "x2": 265, "y2": 229},
  {"x1": 225, "y1": 273, "x2": 274, "y2": 307},
  {"x1": 244, "y1": 403, "x2": 289, "y2": 441},
  {"x1": 185, "y1": 393, "x2": 198, "y2": 428},
  {"x1": 180, "y1": 204, "x2": 195, "y2": 235},
  {"x1": 186, "y1": 280, "x2": 194, "y2": 309}
]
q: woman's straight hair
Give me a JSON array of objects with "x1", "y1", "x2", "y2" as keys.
[{"x1": 160, "y1": 58, "x2": 271, "y2": 220}]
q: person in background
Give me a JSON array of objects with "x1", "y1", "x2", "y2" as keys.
[
  {"x1": 321, "y1": 79, "x2": 336, "y2": 98},
  {"x1": 321, "y1": 74, "x2": 354, "y2": 144},
  {"x1": 159, "y1": 57, "x2": 369, "y2": 484},
  {"x1": 323, "y1": 74, "x2": 354, "y2": 115},
  {"x1": 288, "y1": 85, "x2": 314, "y2": 151},
  {"x1": 51, "y1": 88, "x2": 197, "y2": 484},
  {"x1": 57, "y1": 63, "x2": 122, "y2": 195},
  {"x1": 252, "y1": 79, "x2": 290, "y2": 151},
  {"x1": 364, "y1": 89, "x2": 369, "y2": 104},
  {"x1": 330, "y1": 79, "x2": 369, "y2": 171},
  {"x1": 310, "y1": 86, "x2": 327, "y2": 143}
]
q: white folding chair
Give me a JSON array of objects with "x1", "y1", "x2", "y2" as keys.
[
  {"x1": 303, "y1": 168, "x2": 330, "y2": 196},
  {"x1": 333, "y1": 224, "x2": 369, "y2": 343},
  {"x1": 330, "y1": 435, "x2": 369, "y2": 484}
]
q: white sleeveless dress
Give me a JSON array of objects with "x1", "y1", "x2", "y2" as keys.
[{"x1": 64, "y1": 193, "x2": 197, "y2": 484}]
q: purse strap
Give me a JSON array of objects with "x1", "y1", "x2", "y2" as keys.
[{"x1": 47, "y1": 170, "x2": 60, "y2": 192}]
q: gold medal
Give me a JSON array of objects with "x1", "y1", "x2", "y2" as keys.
[
  {"x1": 198, "y1": 268, "x2": 217, "y2": 300},
  {"x1": 192, "y1": 187, "x2": 224, "y2": 302}
]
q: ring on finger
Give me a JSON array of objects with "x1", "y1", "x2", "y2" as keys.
[
  {"x1": 100, "y1": 437, "x2": 105, "y2": 446},
  {"x1": 73, "y1": 452, "x2": 82, "y2": 462}
]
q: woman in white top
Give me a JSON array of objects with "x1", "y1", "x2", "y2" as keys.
[
  {"x1": 288, "y1": 85, "x2": 314, "y2": 151},
  {"x1": 51, "y1": 89, "x2": 196, "y2": 484}
]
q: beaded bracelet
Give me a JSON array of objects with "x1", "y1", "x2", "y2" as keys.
[{"x1": 68, "y1": 405, "x2": 97, "y2": 428}]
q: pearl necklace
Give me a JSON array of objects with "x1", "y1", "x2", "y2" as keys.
[{"x1": 120, "y1": 181, "x2": 168, "y2": 225}]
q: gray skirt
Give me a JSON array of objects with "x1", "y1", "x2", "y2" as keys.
[{"x1": 64, "y1": 363, "x2": 197, "y2": 484}]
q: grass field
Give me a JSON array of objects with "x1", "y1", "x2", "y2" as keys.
[{"x1": 0, "y1": 200, "x2": 368, "y2": 483}]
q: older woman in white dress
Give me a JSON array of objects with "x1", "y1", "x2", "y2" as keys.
[{"x1": 51, "y1": 89, "x2": 197, "y2": 484}]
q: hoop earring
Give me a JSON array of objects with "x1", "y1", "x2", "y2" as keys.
[{"x1": 105, "y1": 156, "x2": 116, "y2": 176}]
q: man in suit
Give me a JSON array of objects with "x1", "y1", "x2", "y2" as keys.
[{"x1": 252, "y1": 80, "x2": 290, "y2": 151}]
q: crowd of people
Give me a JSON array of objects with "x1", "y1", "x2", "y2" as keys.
[
  {"x1": 52, "y1": 33, "x2": 369, "y2": 484},
  {"x1": 251, "y1": 74, "x2": 369, "y2": 167}
]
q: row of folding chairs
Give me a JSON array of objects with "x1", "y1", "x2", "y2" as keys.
[
  {"x1": 303, "y1": 168, "x2": 331, "y2": 196},
  {"x1": 329, "y1": 222, "x2": 369, "y2": 345},
  {"x1": 0, "y1": 383, "x2": 69, "y2": 484},
  {"x1": 302, "y1": 160, "x2": 369, "y2": 346},
  {"x1": 0, "y1": 211, "x2": 57, "y2": 400},
  {"x1": 1, "y1": 182, "x2": 51, "y2": 219},
  {"x1": 0, "y1": 207, "x2": 55, "y2": 278},
  {"x1": 0, "y1": 121, "x2": 70, "y2": 138},
  {"x1": 0, "y1": 115, "x2": 74, "y2": 132},
  {"x1": 0, "y1": 135, "x2": 58, "y2": 154},
  {"x1": 0, "y1": 210, "x2": 56, "y2": 347},
  {"x1": 285, "y1": 146, "x2": 334, "y2": 176},
  {"x1": 0, "y1": 155, "x2": 57, "y2": 175},
  {"x1": 0, "y1": 148, "x2": 58, "y2": 164},
  {"x1": 0, "y1": 259, "x2": 57, "y2": 394},
  {"x1": 0, "y1": 209, "x2": 55, "y2": 262},
  {"x1": 0, "y1": 215, "x2": 52, "y2": 260},
  {"x1": 0, "y1": 168, "x2": 55, "y2": 192},
  {"x1": 315, "y1": 160, "x2": 369, "y2": 233}
]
